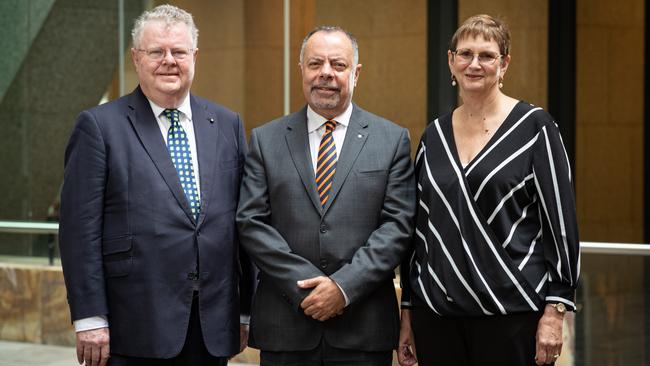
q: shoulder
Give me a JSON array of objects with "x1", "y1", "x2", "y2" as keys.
[
  {"x1": 353, "y1": 105, "x2": 408, "y2": 135},
  {"x1": 517, "y1": 101, "x2": 556, "y2": 128},
  {"x1": 252, "y1": 108, "x2": 304, "y2": 137},
  {"x1": 81, "y1": 93, "x2": 131, "y2": 119},
  {"x1": 72, "y1": 94, "x2": 133, "y2": 135},
  {"x1": 191, "y1": 94, "x2": 240, "y2": 121},
  {"x1": 420, "y1": 111, "x2": 452, "y2": 141}
]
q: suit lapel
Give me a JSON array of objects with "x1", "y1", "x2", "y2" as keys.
[
  {"x1": 191, "y1": 95, "x2": 218, "y2": 228},
  {"x1": 126, "y1": 87, "x2": 195, "y2": 224},
  {"x1": 285, "y1": 108, "x2": 322, "y2": 212},
  {"x1": 324, "y1": 105, "x2": 369, "y2": 214}
]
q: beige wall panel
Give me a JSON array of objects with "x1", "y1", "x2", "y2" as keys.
[
  {"x1": 576, "y1": 125, "x2": 638, "y2": 235},
  {"x1": 353, "y1": 35, "x2": 427, "y2": 151},
  {"x1": 607, "y1": 29, "x2": 643, "y2": 125},
  {"x1": 311, "y1": 0, "x2": 427, "y2": 153},
  {"x1": 503, "y1": 28, "x2": 547, "y2": 107},
  {"x1": 244, "y1": 0, "x2": 284, "y2": 130},
  {"x1": 576, "y1": 27, "x2": 609, "y2": 125},
  {"x1": 148, "y1": 1, "x2": 246, "y2": 114},
  {"x1": 243, "y1": 46, "x2": 284, "y2": 130},
  {"x1": 576, "y1": 0, "x2": 644, "y2": 242},
  {"x1": 577, "y1": 0, "x2": 644, "y2": 27},
  {"x1": 289, "y1": 0, "x2": 316, "y2": 113},
  {"x1": 194, "y1": 48, "x2": 246, "y2": 114},
  {"x1": 459, "y1": 0, "x2": 548, "y2": 108}
]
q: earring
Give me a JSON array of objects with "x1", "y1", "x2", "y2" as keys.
[
  {"x1": 451, "y1": 75, "x2": 457, "y2": 87},
  {"x1": 499, "y1": 77, "x2": 504, "y2": 89}
]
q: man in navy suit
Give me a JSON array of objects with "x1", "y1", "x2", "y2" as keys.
[{"x1": 59, "y1": 5, "x2": 252, "y2": 366}]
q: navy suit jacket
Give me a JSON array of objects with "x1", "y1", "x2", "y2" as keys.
[{"x1": 59, "y1": 86, "x2": 253, "y2": 358}]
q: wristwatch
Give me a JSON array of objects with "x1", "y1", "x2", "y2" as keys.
[{"x1": 550, "y1": 302, "x2": 567, "y2": 314}]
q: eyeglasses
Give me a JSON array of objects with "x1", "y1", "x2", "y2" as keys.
[
  {"x1": 137, "y1": 47, "x2": 194, "y2": 61},
  {"x1": 453, "y1": 49, "x2": 502, "y2": 66}
]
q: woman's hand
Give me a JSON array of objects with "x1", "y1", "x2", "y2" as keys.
[
  {"x1": 535, "y1": 304, "x2": 564, "y2": 365},
  {"x1": 397, "y1": 309, "x2": 418, "y2": 366}
]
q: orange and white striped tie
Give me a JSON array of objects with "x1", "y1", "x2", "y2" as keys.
[{"x1": 316, "y1": 120, "x2": 338, "y2": 207}]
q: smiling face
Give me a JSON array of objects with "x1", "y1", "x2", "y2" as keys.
[
  {"x1": 299, "y1": 30, "x2": 361, "y2": 119},
  {"x1": 131, "y1": 20, "x2": 197, "y2": 107},
  {"x1": 448, "y1": 35, "x2": 509, "y2": 95}
]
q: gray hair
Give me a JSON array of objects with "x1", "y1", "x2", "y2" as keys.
[
  {"x1": 131, "y1": 4, "x2": 199, "y2": 49},
  {"x1": 299, "y1": 26, "x2": 359, "y2": 66}
]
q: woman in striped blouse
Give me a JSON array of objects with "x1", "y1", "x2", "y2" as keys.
[{"x1": 398, "y1": 14, "x2": 579, "y2": 366}]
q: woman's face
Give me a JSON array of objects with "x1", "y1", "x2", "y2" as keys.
[{"x1": 448, "y1": 35, "x2": 509, "y2": 94}]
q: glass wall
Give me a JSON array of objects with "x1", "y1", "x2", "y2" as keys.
[{"x1": 0, "y1": 0, "x2": 145, "y2": 258}]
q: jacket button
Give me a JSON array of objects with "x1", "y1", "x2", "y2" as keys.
[
  {"x1": 320, "y1": 259, "x2": 328, "y2": 269},
  {"x1": 319, "y1": 225, "x2": 327, "y2": 233}
]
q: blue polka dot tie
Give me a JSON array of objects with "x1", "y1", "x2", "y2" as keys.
[{"x1": 164, "y1": 109, "x2": 200, "y2": 220}]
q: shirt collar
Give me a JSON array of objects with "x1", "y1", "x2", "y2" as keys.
[
  {"x1": 148, "y1": 93, "x2": 193, "y2": 122},
  {"x1": 306, "y1": 103, "x2": 353, "y2": 133}
]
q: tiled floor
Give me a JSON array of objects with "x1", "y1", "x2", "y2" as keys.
[{"x1": 0, "y1": 340, "x2": 256, "y2": 366}]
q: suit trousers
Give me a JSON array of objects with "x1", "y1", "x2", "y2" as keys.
[
  {"x1": 108, "y1": 294, "x2": 227, "y2": 366},
  {"x1": 260, "y1": 337, "x2": 392, "y2": 366},
  {"x1": 411, "y1": 306, "x2": 551, "y2": 366}
]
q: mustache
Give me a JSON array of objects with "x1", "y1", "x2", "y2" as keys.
[{"x1": 311, "y1": 84, "x2": 339, "y2": 91}]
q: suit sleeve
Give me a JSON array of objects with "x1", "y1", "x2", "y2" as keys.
[
  {"x1": 235, "y1": 115, "x2": 256, "y2": 318},
  {"x1": 399, "y1": 139, "x2": 425, "y2": 309},
  {"x1": 236, "y1": 128, "x2": 324, "y2": 309},
  {"x1": 59, "y1": 110, "x2": 109, "y2": 321},
  {"x1": 532, "y1": 118, "x2": 580, "y2": 311},
  {"x1": 329, "y1": 128, "x2": 416, "y2": 305}
]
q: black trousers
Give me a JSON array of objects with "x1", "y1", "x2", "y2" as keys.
[
  {"x1": 260, "y1": 337, "x2": 392, "y2": 366},
  {"x1": 411, "y1": 306, "x2": 552, "y2": 366},
  {"x1": 108, "y1": 295, "x2": 227, "y2": 366}
]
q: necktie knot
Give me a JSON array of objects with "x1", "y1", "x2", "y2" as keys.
[
  {"x1": 324, "y1": 120, "x2": 337, "y2": 133},
  {"x1": 163, "y1": 109, "x2": 181, "y2": 125}
]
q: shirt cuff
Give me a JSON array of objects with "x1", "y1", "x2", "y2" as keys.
[
  {"x1": 74, "y1": 315, "x2": 109, "y2": 332},
  {"x1": 335, "y1": 281, "x2": 350, "y2": 307},
  {"x1": 240, "y1": 315, "x2": 251, "y2": 325},
  {"x1": 545, "y1": 296, "x2": 577, "y2": 312}
]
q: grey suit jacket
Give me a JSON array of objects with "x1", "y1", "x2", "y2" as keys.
[{"x1": 236, "y1": 104, "x2": 415, "y2": 352}]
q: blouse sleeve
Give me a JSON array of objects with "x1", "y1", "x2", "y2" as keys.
[{"x1": 532, "y1": 116, "x2": 580, "y2": 311}]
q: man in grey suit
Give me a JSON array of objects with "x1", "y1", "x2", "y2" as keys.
[{"x1": 236, "y1": 26, "x2": 415, "y2": 366}]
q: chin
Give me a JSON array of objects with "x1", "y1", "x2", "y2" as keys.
[{"x1": 156, "y1": 83, "x2": 181, "y2": 93}]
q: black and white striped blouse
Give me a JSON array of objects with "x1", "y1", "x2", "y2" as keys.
[{"x1": 401, "y1": 101, "x2": 580, "y2": 316}]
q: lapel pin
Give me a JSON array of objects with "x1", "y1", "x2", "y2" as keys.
[
  {"x1": 357, "y1": 134, "x2": 363, "y2": 139},
  {"x1": 209, "y1": 118, "x2": 214, "y2": 124}
]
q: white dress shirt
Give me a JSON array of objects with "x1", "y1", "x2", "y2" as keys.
[
  {"x1": 307, "y1": 104, "x2": 352, "y2": 173},
  {"x1": 306, "y1": 103, "x2": 353, "y2": 306},
  {"x1": 149, "y1": 94, "x2": 201, "y2": 200}
]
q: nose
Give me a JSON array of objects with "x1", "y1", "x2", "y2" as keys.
[
  {"x1": 319, "y1": 62, "x2": 334, "y2": 79},
  {"x1": 161, "y1": 49, "x2": 177, "y2": 64},
  {"x1": 468, "y1": 55, "x2": 481, "y2": 67}
]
